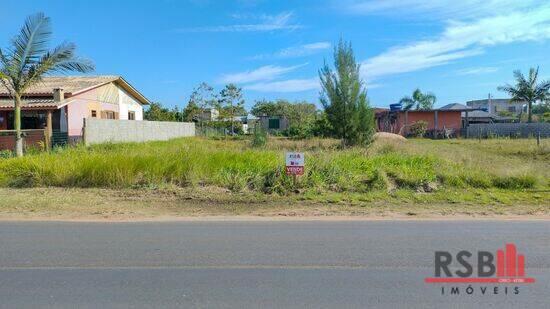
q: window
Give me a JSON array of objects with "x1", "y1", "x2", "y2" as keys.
[
  {"x1": 268, "y1": 118, "x2": 280, "y2": 129},
  {"x1": 101, "y1": 111, "x2": 116, "y2": 119},
  {"x1": 508, "y1": 106, "x2": 516, "y2": 113},
  {"x1": 91, "y1": 110, "x2": 97, "y2": 118},
  {"x1": 128, "y1": 111, "x2": 135, "y2": 120}
]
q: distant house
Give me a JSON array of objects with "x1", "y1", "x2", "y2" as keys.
[
  {"x1": 197, "y1": 108, "x2": 220, "y2": 121},
  {"x1": 0, "y1": 76, "x2": 150, "y2": 148},
  {"x1": 466, "y1": 97, "x2": 525, "y2": 115},
  {"x1": 462, "y1": 110, "x2": 516, "y2": 124},
  {"x1": 376, "y1": 104, "x2": 475, "y2": 137},
  {"x1": 257, "y1": 115, "x2": 289, "y2": 132}
]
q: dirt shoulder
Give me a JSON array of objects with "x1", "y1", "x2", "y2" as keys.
[{"x1": 0, "y1": 187, "x2": 548, "y2": 222}]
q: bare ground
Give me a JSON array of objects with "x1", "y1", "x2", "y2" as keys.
[{"x1": 0, "y1": 187, "x2": 548, "y2": 221}]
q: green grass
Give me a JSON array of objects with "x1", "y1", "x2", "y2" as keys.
[{"x1": 0, "y1": 137, "x2": 548, "y2": 197}]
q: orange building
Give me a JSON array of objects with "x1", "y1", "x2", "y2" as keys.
[{"x1": 375, "y1": 104, "x2": 474, "y2": 138}]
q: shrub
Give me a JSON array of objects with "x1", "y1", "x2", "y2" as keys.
[
  {"x1": 492, "y1": 175, "x2": 536, "y2": 189},
  {"x1": 0, "y1": 150, "x2": 13, "y2": 159},
  {"x1": 409, "y1": 120, "x2": 428, "y2": 137},
  {"x1": 251, "y1": 125, "x2": 267, "y2": 147},
  {"x1": 285, "y1": 125, "x2": 313, "y2": 139}
]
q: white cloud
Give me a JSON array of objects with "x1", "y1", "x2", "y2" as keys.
[
  {"x1": 245, "y1": 78, "x2": 320, "y2": 92},
  {"x1": 456, "y1": 67, "x2": 499, "y2": 75},
  {"x1": 218, "y1": 64, "x2": 307, "y2": 84},
  {"x1": 276, "y1": 42, "x2": 331, "y2": 58},
  {"x1": 250, "y1": 42, "x2": 331, "y2": 60},
  {"x1": 177, "y1": 12, "x2": 300, "y2": 32},
  {"x1": 360, "y1": 4, "x2": 550, "y2": 81},
  {"x1": 344, "y1": 0, "x2": 541, "y2": 20}
]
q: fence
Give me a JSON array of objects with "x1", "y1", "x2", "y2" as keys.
[
  {"x1": 83, "y1": 118, "x2": 195, "y2": 145},
  {"x1": 196, "y1": 125, "x2": 226, "y2": 137},
  {"x1": 0, "y1": 129, "x2": 46, "y2": 151},
  {"x1": 463, "y1": 123, "x2": 550, "y2": 138}
]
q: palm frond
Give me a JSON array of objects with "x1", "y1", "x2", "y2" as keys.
[
  {"x1": 424, "y1": 92, "x2": 436, "y2": 103},
  {"x1": 11, "y1": 12, "x2": 51, "y2": 74},
  {"x1": 399, "y1": 96, "x2": 415, "y2": 110},
  {"x1": 535, "y1": 79, "x2": 550, "y2": 101},
  {"x1": 21, "y1": 42, "x2": 94, "y2": 90},
  {"x1": 529, "y1": 67, "x2": 539, "y2": 88},
  {"x1": 0, "y1": 48, "x2": 15, "y2": 94},
  {"x1": 412, "y1": 88, "x2": 423, "y2": 102},
  {"x1": 0, "y1": 47, "x2": 19, "y2": 84},
  {"x1": 398, "y1": 96, "x2": 414, "y2": 104}
]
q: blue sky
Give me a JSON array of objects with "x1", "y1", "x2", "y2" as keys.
[{"x1": 1, "y1": 0, "x2": 549, "y2": 109}]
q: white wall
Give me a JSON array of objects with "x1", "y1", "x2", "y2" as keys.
[
  {"x1": 84, "y1": 119, "x2": 195, "y2": 145},
  {"x1": 118, "y1": 87, "x2": 144, "y2": 120},
  {"x1": 67, "y1": 82, "x2": 145, "y2": 137}
]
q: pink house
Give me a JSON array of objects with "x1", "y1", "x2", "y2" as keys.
[{"x1": 0, "y1": 76, "x2": 150, "y2": 149}]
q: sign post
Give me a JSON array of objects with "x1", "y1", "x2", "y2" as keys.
[
  {"x1": 285, "y1": 152, "x2": 304, "y2": 176},
  {"x1": 285, "y1": 152, "x2": 304, "y2": 188}
]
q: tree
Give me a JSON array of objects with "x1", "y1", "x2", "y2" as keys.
[
  {"x1": 498, "y1": 67, "x2": 550, "y2": 123},
  {"x1": 187, "y1": 82, "x2": 217, "y2": 123},
  {"x1": 399, "y1": 89, "x2": 436, "y2": 111},
  {"x1": 181, "y1": 100, "x2": 200, "y2": 122},
  {"x1": 532, "y1": 101, "x2": 550, "y2": 115},
  {"x1": 250, "y1": 99, "x2": 319, "y2": 138},
  {"x1": 218, "y1": 83, "x2": 244, "y2": 134},
  {"x1": 251, "y1": 99, "x2": 278, "y2": 116},
  {"x1": 0, "y1": 13, "x2": 94, "y2": 156},
  {"x1": 144, "y1": 102, "x2": 177, "y2": 121},
  {"x1": 319, "y1": 40, "x2": 374, "y2": 146},
  {"x1": 251, "y1": 99, "x2": 317, "y2": 124}
]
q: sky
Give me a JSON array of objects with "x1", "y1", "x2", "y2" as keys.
[{"x1": 1, "y1": 0, "x2": 549, "y2": 110}]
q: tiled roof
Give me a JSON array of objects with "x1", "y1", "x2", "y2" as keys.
[
  {"x1": 0, "y1": 98, "x2": 58, "y2": 109},
  {"x1": 0, "y1": 76, "x2": 119, "y2": 96}
]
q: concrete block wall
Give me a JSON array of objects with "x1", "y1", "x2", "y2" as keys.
[
  {"x1": 465, "y1": 123, "x2": 550, "y2": 138},
  {"x1": 83, "y1": 119, "x2": 195, "y2": 145}
]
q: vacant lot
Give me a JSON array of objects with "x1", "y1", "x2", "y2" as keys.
[{"x1": 0, "y1": 137, "x2": 548, "y2": 219}]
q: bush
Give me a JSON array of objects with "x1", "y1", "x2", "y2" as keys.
[
  {"x1": 409, "y1": 120, "x2": 428, "y2": 137},
  {"x1": 0, "y1": 150, "x2": 13, "y2": 159},
  {"x1": 285, "y1": 125, "x2": 313, "y2": 139}
]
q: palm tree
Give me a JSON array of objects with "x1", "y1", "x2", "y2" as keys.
[
  {"x1": 498, "y1": 67, "x2": 550, "y2": 123},
  {"x1": 0, "y1": 13, "x2": 94, "y2": 157},
  {"x1": 399, "y1": 88, "x2": 436, "y2": 111}
]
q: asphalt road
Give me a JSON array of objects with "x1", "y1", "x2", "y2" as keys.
[{"x1": 0, "y1": 220, "x2": 548, "y2": 308}]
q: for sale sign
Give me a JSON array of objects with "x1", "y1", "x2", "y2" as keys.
[{"x1": 285, "y1": 152, "x2": 305, "y2": 176}]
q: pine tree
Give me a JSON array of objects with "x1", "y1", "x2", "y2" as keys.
[{"x1": 319, "y1": 40, "x2": 374, "y2": 146}]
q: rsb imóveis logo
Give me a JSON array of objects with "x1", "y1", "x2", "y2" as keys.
[{"x1": 425, "y1": 243, "x2": 535, "y2": 295}]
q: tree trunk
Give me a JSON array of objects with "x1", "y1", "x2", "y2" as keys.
[
  {"x1": 528, "y1": 101, "x2": 533, "y2": 123},
  {"x1": 230, "y1": 103, "x2": 234, "y2": 135},
  {"x1": 14, "y1": 94, "x2": 23, "y2": 157}
]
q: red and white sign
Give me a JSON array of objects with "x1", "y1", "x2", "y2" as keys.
[{"x1": 285, "y1": 152, "x2": 304, "y2": 176}]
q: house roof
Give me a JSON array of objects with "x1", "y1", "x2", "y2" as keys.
[
  {"x1": 0, "y1": 98, "x2": 59, "y2": 110},
  {"x1": 439, "y1": 103, "x2": 474, "y2": 111},
  {"x1": 461, "y1": 110, "x2": 516, "y2": 120},
  {"x1": 467, "y1": 98, "x2": 521, "y2": 105},
  {"x1": 0, "y1": 76, "x2": 150, "y2": 105}
]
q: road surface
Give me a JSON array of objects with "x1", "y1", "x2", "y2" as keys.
[{"x1": 0, "y1": 220, "x2": 548, "y2": 308}]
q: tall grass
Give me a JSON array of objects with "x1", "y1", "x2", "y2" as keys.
[{"x1": 0, "y1": 137, "x2": 546, "y2": 193}]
